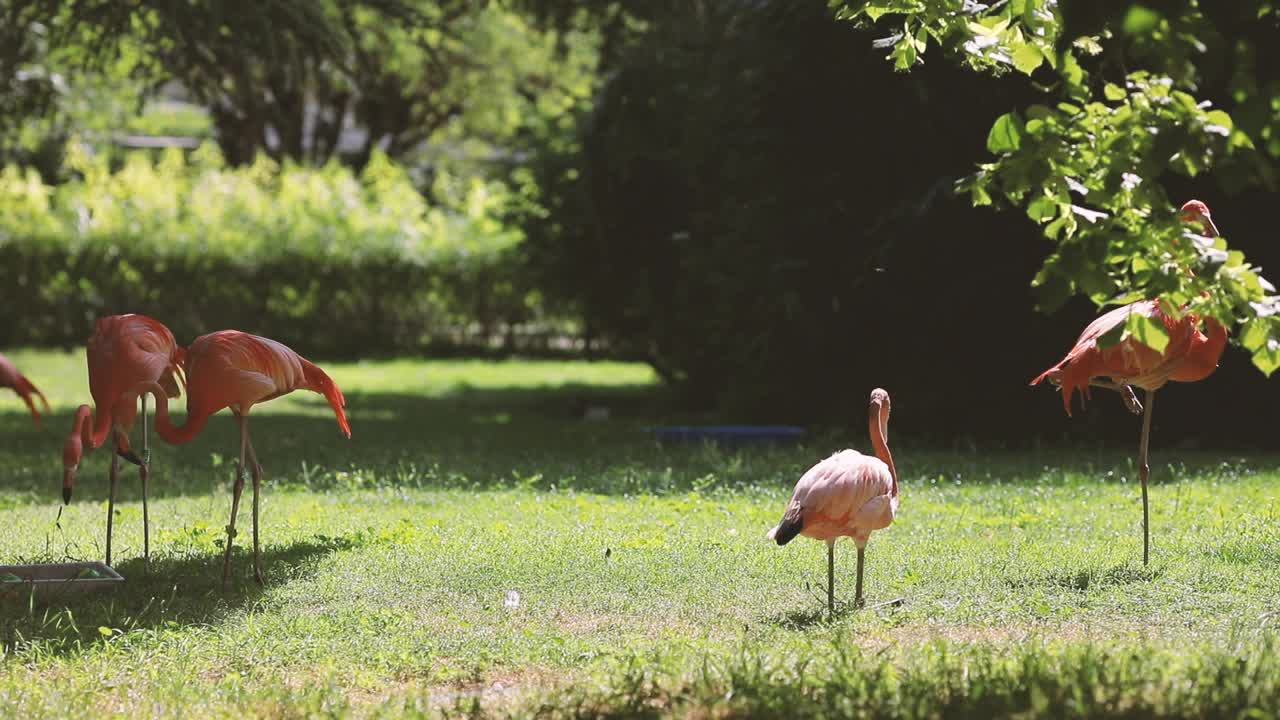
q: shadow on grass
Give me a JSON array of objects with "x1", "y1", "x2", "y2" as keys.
[
  {"x1": 0, "y1": 532, "x2": 353, "y2": 659},
  {"x1": 5, "y1": 379, "x2": 1280, "y2": 502},
  {"x1": 1011, "y1": 563, "x2": 1165, "y2": 592},
  {"x1": 764, "y1": 596, "x2": 905, "y2": 630},
  {"x1": 767, "y1": 605, "x2": 835, "y2": 630}
]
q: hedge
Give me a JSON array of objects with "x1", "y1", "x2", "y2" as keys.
[{"x1": 0, "y1": 142, "x2": 551, "y2": 356}]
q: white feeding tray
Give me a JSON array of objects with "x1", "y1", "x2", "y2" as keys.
[{"x1": 0, "y1": 561, "x2": 124, "y2": 598}]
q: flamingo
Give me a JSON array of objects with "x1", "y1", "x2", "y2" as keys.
[
  {"x1": 62, "y1": 314, "x2": 185, "y2": 568},
  {"x1": 137, "y1": 330, "x2": 350, "y2": 587},
  {"x1": 0, "y1": 352, "x2": 50, "y2": 427},
  {"x1": 768, "y1": 388, "x2": 899, "y2": 616},
  {"x1": 1031, "y1": 200, "x2": 1228, "y2": 565}
]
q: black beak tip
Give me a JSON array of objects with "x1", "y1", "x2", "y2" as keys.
[
  {"x1": 62, "y1": 488, "x2": 72, "y2": 504},
  {"x1": 119, "y1": 450, "x2": 143, "y2": 467}
]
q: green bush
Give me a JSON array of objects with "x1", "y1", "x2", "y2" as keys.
[{"x1": 0, "y1": 142, "x2": 548, "y2": 355}]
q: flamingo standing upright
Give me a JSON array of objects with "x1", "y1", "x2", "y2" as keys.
[
  {"x1": 768, "y1": 388, "x2": 899, "y2": 616},
  {"x1": 0, "y1": 352, "x2": 50, "y2": 427},
  {"x1": 62, "y1": 314, "x2": 185, "y2": 568},
  {"x1": 1031, "y1": 200, "x2": 1228, "y2": 565},
  {"x1": 138, "y1": 330, "x2": 350, "y2": 587}
]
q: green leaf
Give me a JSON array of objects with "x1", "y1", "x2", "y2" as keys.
[
  {"x1": 893, "y1": 38, "x2": 918, "y2": 69},
  {"x1": 864, "y1": 5, "x2": 893, "y2": 21},
  {"x1": 1103, "y1": 83, "x2": 1126, "y2": 101},
  {"x1": 98, "y1": 626, "x2": 114, "y2": 637},
  {"x1": 1011, "y1": 42, "x2": 1043, "y2": 75},
  {"x1": 1097, "y1": 321, "x2": 1126, "y2": 349},
  {"x1": 987, "y1": 112, "x2": 1024, "y2": 154},
  {"x1": 1060, "y1": 51, "x2": 1085, "y2": 88},
  {"x1": 1242, "y1": 318, "x2": 1269, "y2": 352},
  {"x1": 1252, "y1": 341, "x2": 1280, "y2": 376},
  {"x1": 1126, "y1": 310, "x2": 1169, "y2": 354},
  {"x1": 1205, "y1": 110, "x2": 1234, "y2": 131},
  {"x1": 1027, "y1": 196, "x2": 1057, "y2": 223}
]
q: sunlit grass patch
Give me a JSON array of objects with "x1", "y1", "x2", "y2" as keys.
[{"x1": 1, "y1": 352, "x2": 1279, "y2": 717}]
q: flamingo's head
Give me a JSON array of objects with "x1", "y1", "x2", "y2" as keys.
[
  {"x1": 868, "y1": 387, "x2": 891, "y2": 428},
  {"x1": 1179, "y1": 199, "x2": 1218, "y2": 237},
  {"x1": 62, "y1": 430, "x2": 82, "y2": 505}
]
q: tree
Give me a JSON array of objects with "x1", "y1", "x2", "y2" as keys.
[
  {"x1": 0, "y1": 0, "x2": 582, "y2": 168},
  {"x1": 830, "y1": 0, "x2": 1280, "y2": 375}
]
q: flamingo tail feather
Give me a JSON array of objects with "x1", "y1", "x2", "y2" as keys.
[{"x1": 768, "y1": 507, "x2": 803, "y2": 546}]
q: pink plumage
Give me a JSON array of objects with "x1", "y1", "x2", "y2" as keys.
[
  {"x1": 1028, "y1": 199, "x2": 1229, "y2": 566},
  {"x1": 139, "y1": 329, "x2": 351, "y2": 587},
  {"x1": 768, "y1": 388, "x2": 899, "y2": 614},
  {"x1": 0, "y1": 352, "x2": 49, "y2": 427},
  {"x1": 769, "y1": 449, "x2": 896, "y2": 544}
]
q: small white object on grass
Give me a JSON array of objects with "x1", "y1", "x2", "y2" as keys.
[{"x1": 504, "y1": 590, "x2": 521, "y2": 609}]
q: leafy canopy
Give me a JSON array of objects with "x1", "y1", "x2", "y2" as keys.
[{"x1": 831, "y1": 0, "x2": 1280, "y2": 375}]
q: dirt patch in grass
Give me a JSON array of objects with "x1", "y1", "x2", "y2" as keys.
[
  {"x1": 856, "y1": 619, "x2": 1157, "y2": 651},
  {"x1": 352, "y1": 667, "x2": 572, "y2": 715}
]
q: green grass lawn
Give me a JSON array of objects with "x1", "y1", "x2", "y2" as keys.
[{"x1": 2, "y1": 350, "x2": 1280, "y2": 718}]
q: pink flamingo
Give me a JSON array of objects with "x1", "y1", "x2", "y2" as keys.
[
  {"x1": 62, "y1": 314, "x2": 185, "y2": 567},
  {"x1": 768, "y1": 388, "x2": 899, "y2": 615},
  {"x1": 138, "y1": 330, "x2": 350, "y2": 586},
  {"x1": 0, "y1": 352, "x2": 49, "y2": 427},
  {"x1": 1031, "y1": 200, "x2": 1228, "y2": 565}
]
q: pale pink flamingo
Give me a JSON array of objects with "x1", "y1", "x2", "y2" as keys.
[
  {"x1": 62, "y1": 314, "x2": 185, "y2": 567},
  {"x1": 0, "y1": 352, "x2": 49, "y2": 427},
  {"x1": 768, "y1": 388, "x2": 899, "y2": 615},
  {"x1": 138, "y1": 330, "x2": 350, "y2": 586},
  {"x1": 1031, "y1": 200, "x2": 1228, "y2": 564}
]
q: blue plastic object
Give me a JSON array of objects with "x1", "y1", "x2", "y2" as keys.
[{"x1": 649, "y1": 425, "x2": 806, "y2": 447}]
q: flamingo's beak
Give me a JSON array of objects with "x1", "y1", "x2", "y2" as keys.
[
  {"x1": 118, "y1": 449, "x2": 144, "y2": 467},
  {"x1": 62, "y1": 469, "x2": 74, "y2": 504},
  {"x1": 1203, "y1": 216, "x2": 1219, "y2": 238}
]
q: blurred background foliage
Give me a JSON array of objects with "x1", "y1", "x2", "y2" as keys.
[{"x1": 0, "y1": 0, "x2": 1278, "y2": 445}]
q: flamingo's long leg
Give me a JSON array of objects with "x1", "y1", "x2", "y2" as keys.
[
  {"x1": 826, "y1": 541, "x2": 835, "y2": 618},
  {"x1": 1084, "y1": 380, "x2": 1144, "y2": 415},
  {"x1": 246, "y1": 429, "x2": 264, "y2": 586},
  {"x1": 1138, "y1": 389, "x2": 1156, "y2": 565},
  {"x1": 223, "y1": 414, "x2": 249, "y2": 589},
  {"x1": 141, "y1": 395, "x2": 151, "y2": 574},
  {"x1": 854, "y1": 545, "x2": 866, "y2": 609},
  {"x1": 106, "y1": 440, "x2": 120, "y2": 566}
]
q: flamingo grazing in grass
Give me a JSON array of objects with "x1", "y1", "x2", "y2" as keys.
[
  {"x1": 138, "y1": 330, "x2": 350, "y2": 587},
  {"x1": 62, "y1": 314, "x2": 185, "y2": 568},
  {"x1": 0, "y1": 352, "x2": 49, "y2": 427},
  {"x1": 768, "y1": 388, "x2": 899, "y2": 616},
  {"x1": 1031, "y1": 200, "x2": 1228, "y2": 565}
]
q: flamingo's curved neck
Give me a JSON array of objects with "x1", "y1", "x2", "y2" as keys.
[
  {"x1": 869, "y1": 401, "x2": 899, "y2": 498},
  {"x1": 147, "y1": 386, "x2": 208, "y2": 445},
  {"x1": 76, "y1": 403, "x2": 113, "y2": 450}
]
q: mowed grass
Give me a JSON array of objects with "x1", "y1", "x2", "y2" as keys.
[{"x1": 1, "y1": 349, "x2": 1280, "y2": 717}]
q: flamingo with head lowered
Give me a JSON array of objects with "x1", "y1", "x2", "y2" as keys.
[
  {"x1": 768, "y1": 388, "x2": 899, "y2": 616},
  {"x1": 138, "y1": 330, "x2": 350, "y2": 587},
  {"x1": 1031, "y1": 200, "x2": 1228, "y2": 565},
  {"x1": 0, "y1": 352, "x2": 49, "y2": 427},
  {"x1": 62, "y1": 314, "x2": 185, "y2": 568}
]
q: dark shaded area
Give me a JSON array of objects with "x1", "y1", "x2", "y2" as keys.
[
  {"x1": 3, "y1": 380, "x2": 1275, "y2": 512},
  {"x1": 0, "y1": 536, "x2": 343, "y2": 658},
  {"x1": 519, "y1": 0, "x2": 1280, "y2": 449},
  {"x1": 3, "y1": 1, "x2": 1278, "y2": 450}
]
